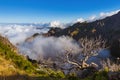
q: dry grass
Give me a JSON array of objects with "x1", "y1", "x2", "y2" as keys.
[{"x1": 0, "y1": 55, "x2": 26, "y2": 76}]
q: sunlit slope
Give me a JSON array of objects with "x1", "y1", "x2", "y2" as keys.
[{"x1": 0, "y1": 35, "x2": 65, "y2": 80}]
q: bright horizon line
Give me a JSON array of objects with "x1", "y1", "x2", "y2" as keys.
[{"x1": 0, "y1": 9, "x2": 120, "y2": 24}]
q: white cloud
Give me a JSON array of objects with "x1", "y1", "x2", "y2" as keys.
[
  {"x1": 0, "y1": 22, "x2": 70, "y2": 46},
  {"x1": 99, "y1": 9, "x2": 120, "y2": 19},
  {"x1": 19, "y1": 36, "x2": 81, "y2": 61},
  {"x1": 49, "y1": 21, "x2": 68, "y2": 28},
  {"x1": 88, "y1": 15, "x2": 97, "y2": 22},
  {"x1": 0, "y1": 24, "x2": 49, "y2": 45},
  {"x1": 75, "y1": 9, "x2": 120, "y2": 23},
  {"x1": 75, "y1": 18, "x2": 85, "y2": 23},
  {"x1": 50, "y1": 21, "x2": 61, "y2": 27}
]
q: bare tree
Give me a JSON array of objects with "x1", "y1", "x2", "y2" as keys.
[
  {"x1": 38, "y1": 36, "x2": 106, "y2": 75},
  {"x1": 79, "y1": 36, "x2": 107, "y2": 56},
  {"x1": 57, "y1": 36, "x2": 106, "y2": 72}
]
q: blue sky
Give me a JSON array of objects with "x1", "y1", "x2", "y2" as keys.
[{"x1": 0, "y1": 0, "x2": 120, "y2": 23}]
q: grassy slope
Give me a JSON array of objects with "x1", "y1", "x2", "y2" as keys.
[
  {"x1": 0, "y1": 35, "x2": 119, "y2": 80},
  {"x1": 0, "y1": 35, "x2": 66, "y2": 80}
]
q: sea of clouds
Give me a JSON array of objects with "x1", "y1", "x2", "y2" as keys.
[
  {"x1": 0, "y1": 23, "x2": 81, "y2": 61},
  {"x1": 0, "y1": 10, "x2": 118, "y2": 61},
  {"x1": 0, "y1": 23, "x2": 50, "y2": 45}
]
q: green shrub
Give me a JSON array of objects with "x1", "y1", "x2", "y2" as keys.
[{"x1": 93, "y1": 71, "x2": 108, "y2": 80}]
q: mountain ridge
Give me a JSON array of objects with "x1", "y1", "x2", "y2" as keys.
[
  {"x1": 50, "y1": 11, "x2": 120, "y2": 39},
  {"x1": 45, "y1": 11, "x2": 120, "y2": 57}
]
